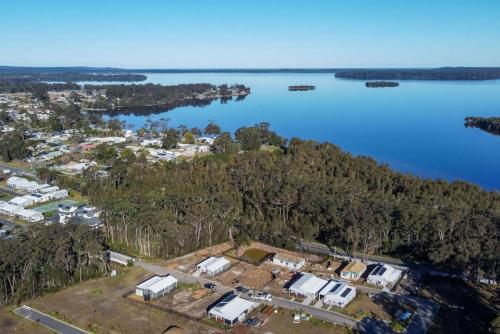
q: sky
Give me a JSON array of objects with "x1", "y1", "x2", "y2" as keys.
[{"x1": 1, "y1": 0, "x2": 500, "y2": 68}]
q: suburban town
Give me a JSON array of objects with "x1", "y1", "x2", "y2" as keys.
[
  {"x1": 0, "y1": 84, "x2": 497, "y2": 334},
  {"x1": 1, "y1": 2, "x2": 500, "y2": 334}
]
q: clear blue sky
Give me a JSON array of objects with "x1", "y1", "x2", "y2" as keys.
[{"x1": 1, "y1": 0, "x2": 499, "y2": 68}]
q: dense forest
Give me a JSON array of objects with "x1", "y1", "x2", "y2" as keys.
[
  {"x1": 0, "y1": 81, "x2": 80, "y2": 94},
  {"x1": 83, "y1": 83, "x2": 250, "y2": 115},
  {"x1": 336, "y1": 67, "x2": 500, "y2": 80},
  {"x1": 0, "y1": 224, "x2": 107, "y2": 306},
  {"x1": 79, "y1": 124, "x2": 499, "y2": 280},
  {"x1": 465, "y1": 116, "x2": 500, "y2": 136},
  {"x1": 365, "y1": 81, "x2": 399, "y2": 88},
  {"x1": 0, "y1": 72, "x2": 146, "y2": 83}
]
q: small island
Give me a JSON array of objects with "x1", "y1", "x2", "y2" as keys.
[
  {"x1": 365, "y1": 81, "x2": 399, "y2": 88},
  {"x1": 464, "y1": 116, "x2": 500, "y2": 136},
  {"x1": 288, "y1": 85, "x2": 315, "y2": 91}
]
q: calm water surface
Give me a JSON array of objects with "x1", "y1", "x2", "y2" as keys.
[{"x1": 108, "y1": 73, "x2": 500, "y2": 190}]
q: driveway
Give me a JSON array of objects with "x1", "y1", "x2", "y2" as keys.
[{"x1": 14, "y1": 305, "x2": 90, "y2": 334}]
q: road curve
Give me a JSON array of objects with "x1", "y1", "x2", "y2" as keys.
[{"x1": 14, "y1": 305, "x2": 90, "y2": 334}]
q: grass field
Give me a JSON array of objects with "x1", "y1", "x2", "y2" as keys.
[
  {"x1": 240, "y1": 248, "x2": 270, "y2": 265},
  {"x1": 33, "y1": 199, "x2": 82, "y2": 213}
]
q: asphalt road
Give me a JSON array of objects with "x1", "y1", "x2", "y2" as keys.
[
  {"x1": 0, "y1": 163, "x2": 35, "y2": 178},
  {"x1": 135, "y1": 259, "x2": 358, "y2": 328},
  {"x1": 14, "y1": 305, "x2": 89, "y2": 334}
]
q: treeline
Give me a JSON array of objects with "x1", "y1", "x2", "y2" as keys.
[
  {"x1": 0, "y1": 224, "x2": 108, "y2": 305},
  {"x1": 336, "y1": 67, "x2": 500, "y2": 80},
  {"x1": 0, "y1": 72, "x2": 146, "y2": 82},
  {"x1": 83, "y1": 83, "x2": 250, "y2": 115},
  {"x1": 0, "y1": 81, "x2": 80, "y2": 94},
  {"x1": 465, "y1": 116, "x2": 500, "y2": 136},
  {"x1": 83, "y1": 124, "x2": 499, "y2": 279}
]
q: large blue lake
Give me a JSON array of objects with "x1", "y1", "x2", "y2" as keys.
[{"x1": 108, "y1": 73, "x2": 500, "y2": 190}]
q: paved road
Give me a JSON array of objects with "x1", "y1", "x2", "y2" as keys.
[
  {"x1": 135, "y1": 260, "x2": 357, "y2": 328},
  {"x1": 14, "y1": 305, "x2": 90, "y2": 334},
  {"x1": 0, "y1": 163, "x2": 35, "y2": 178}
]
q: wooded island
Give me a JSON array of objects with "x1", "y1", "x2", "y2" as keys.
[
  {"x1": 465, "y1": 116, "x2": 500, "y2": 135},
  {"x1": 288, "y1": 85, "x2": 316, "y2": 91},
  {"x1": 365, "y1": 81, "x2": 399, "y2": 88}
]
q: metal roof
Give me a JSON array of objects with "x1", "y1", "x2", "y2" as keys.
[{"x1": 209, "y1": 294, "x2": 256, "y2": 321}]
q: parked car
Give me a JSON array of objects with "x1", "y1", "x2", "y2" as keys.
[
  {"x1": 204, "y1": 283, "x2": 216, "y2": 291},
  {"x1": 250, "y1": 292, "x2": 272, "y2": 301},
  {"x1": 236, "y1": 286, "x2": 251, "y2": 293}
]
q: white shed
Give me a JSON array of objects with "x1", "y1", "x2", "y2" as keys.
[
  {"x1": 135, "y1": 275, "x2": 178, "y2": 300},
  {"x1": 197, "y1": 257, "x2": 230, "y2": 277}
]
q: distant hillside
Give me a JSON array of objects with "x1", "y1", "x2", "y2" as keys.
[{"x1": 335, "y1": 67, "x2": 500, "y2": 80}]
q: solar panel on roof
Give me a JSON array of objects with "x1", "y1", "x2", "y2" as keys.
[
  {"x1": 371, "y1": 266, "x2": 381, "y2": 276},
  {"x1": 377, "y1": 267, "x2": 387, "y2": 276},
  {"x1": 340, "y1": 288, "x2": 352, "y2": 298},
  {"x1": 330, "y1": 283, "x2": 342, "y2": 293}
]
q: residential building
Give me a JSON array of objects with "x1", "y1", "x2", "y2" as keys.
[
  {"x1": 15, "y1": 208, "x2": 44, "y2": 222},
  {"x1": 9, "y1": 196, "x2": 34, "y2": 207},
  {"x1": 318, "y1": 280, "x2": 356, "y2": 308},
  {"x1": 367, "y1": 264, "x2": 403, "y2": 288},
  {"x1": 207, "y1": 292, "x2": 258, "y2": 326},
  {"x1": 288, "y1": 273, "x2": 328, "y2": 299},
  {"x1": 340, "y1": 261, "x2": 366, "y2": 281},
  {"x1": 135, "y1": 275, "x2": 178, "y2": 300},
  {"x1": 196, "y1": 256, "x2": 231, "y2": 277},
  {"x1": 272, "y1": 253, "x2": 305, "y2": 270}
]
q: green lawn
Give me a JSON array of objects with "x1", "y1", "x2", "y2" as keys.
[
  {"x1": 240, "y1": 248, "x2": 270, "y2": 265},
  {"x1": 33, "y1": 199, "x2": 82, "y2": 213}
]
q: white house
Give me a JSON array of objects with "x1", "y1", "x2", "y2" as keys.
[
  {"x1": 318, "y1": 280, "x2": 356, "y2": 308},
  {"x1": 272, "y1": 253, "x2": 305, "y2": 270},
  {"x1": 39, "y1": 186, "x2": 60, "y2": 194},
  {"x1": 48, "y1": 189, "x2": 69, "y2": 200},
  {"x1": 9, "y1": 196, "x2": 34, "y2": 207},
  {"x1": 340, "y1": 261, "x2": 367, "y2": 281},
  {"x1": 0, "y1": 202, "x2": 21, "y2": 216},
  {"x1": 197, "y1": 257, "x2": 231, "y2": 277},
  {"x1": 288, "y1": 273, "x2": 328, "y2": 299},
  {"x1": 135, "y1": 275, "x2": 178, "y2": 300},
  {"x1": 7, "y1": 177, "x2": 38, "y2": 191},
  {"x1": 367, "y1": 264, "x2": 403, "y2": 288},
  {"x1": 208, "y1": 293, "x2": 258, "y2": 326},
  {"x1": 15, "y1": 208, "x2": 44, "y2": 222}
]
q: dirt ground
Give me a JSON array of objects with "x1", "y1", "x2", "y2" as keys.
[
  {"x1": 165, "y1": 242, "x2": 234, "y2": 272},
  {"x1": 216, "y1": 262, "x2": 273, "y2": 290},
  {"x1": 249, "y1": 309, "x2": 350, "y2": 334},
  {"x1": 0, "y1": 307, "x2": 51, "y2": 334},
  {"x1": 420, "y1": 275, "x2": 498, "y2": 334},
  {"x1": 29, "y1": 267, "x2": 219, "y2": 334},
  {"x1": 144, "y1": 286, "x2": 224, "y2": 320}
]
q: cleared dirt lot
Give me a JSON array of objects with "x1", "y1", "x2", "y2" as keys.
[
  {"x1": 251, "y1": 308, "x2": 350, "y2": 334},
  {"x1": 29, "y1": 267, "x2": 219, "y2": 334},
  {"x1": 130, "y1": 284, "x2": 224, "y2": 320}
]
